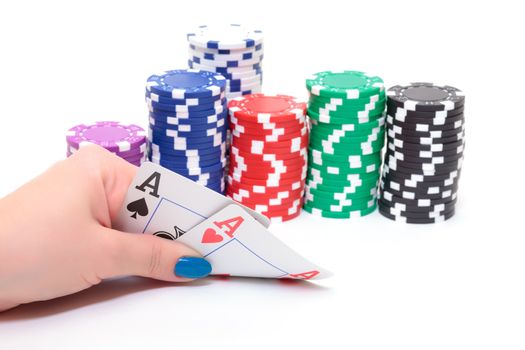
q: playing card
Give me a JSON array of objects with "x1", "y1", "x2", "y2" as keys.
[
  {"x1": 178, "y1": 204, "x2": 331, "y2": 279},
  {"x1": 114, "y1": 162, "x2": 270, "y2": 240}
]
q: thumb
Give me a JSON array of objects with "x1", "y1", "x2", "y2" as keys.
[{"x1": 101, "y1": 227, "x2": 212, "y2": 282}]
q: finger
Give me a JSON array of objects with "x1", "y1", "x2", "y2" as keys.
[
  {"x1": 69, "y1": 145, "x2": 138, "y2": 221},
  {"x1": 100, "y1": 227, "x2": 212, "y2": 281}
]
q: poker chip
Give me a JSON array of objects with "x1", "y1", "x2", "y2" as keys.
[
  {"x1": 146, "y1": 69, "x2": 228, "y2": 193},
  {"x1": 66, "y1": 121, "x2": 147, "y2": 166},
  {"x1": 146, "y1": 69, "x2": 226, "y2": 99},
  {"x1": 302, "y1": 71, "x2": 386, "y2": 218},
  {"x1": 187, "y1": 25, "x2": 263, "y2": 100},
  {"x1": 378, "y1": 82, "x2": 465, "y2": 223},
  {"x1": 226, "y1": 94, "x2": 307, "y2": 222}
]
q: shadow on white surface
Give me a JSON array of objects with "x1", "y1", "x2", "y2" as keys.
[{"x1": 0, "y1": 275, "x2": 326, "y2": 322}]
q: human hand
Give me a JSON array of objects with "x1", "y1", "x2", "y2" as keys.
[{"x1": 0, "y1": 146, "x2": 211, "y2": 312}]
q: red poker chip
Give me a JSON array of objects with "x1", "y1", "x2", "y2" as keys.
[
  {"x1": 231, "y1": 149, "x2": 306, "y2": 165},
  {"x1": 227, "y1": 193, "x2": 303, "y2": 214},
  {"x1": 226, "y1": 176, "x2": 305, "y2": 194},
  {"x1": 229, "y1": 153, "x2": 306, "y2": 173},
  {"x1": 229, "y1": 112, "x2": 307, "y2": 129},
  {"x1": 231, "y1": 134, "x2": 309, "y2": 150},
  {"x1": 227, "y1": 190, "x2": 305, "y2": 208},
  {"x1": 228, "y1": 94, "x2": 307, "y2": 123},
  {"x1": 229, "y1": 160, "x2": 307, "y2": 175},
  {"x1": 229, "y1": 164, "x2": 307, "y2": 180},
  {"x1": 227, "y1": 174, "x2": 307, "y2": 187},
  {"x1": 266, "y1": 209, "x2": 302, "y2": 222},
  {"x1": 229, "y1": 168, "x2": 307, "y2": 183},
  {"x1": 227, "y1": 186, "x2": 305, "y2": 203},
  {"x1": 231, "y1": 197, "x2": 304, "y2": 213},
  {"x1": 229, "y1": 117, "x2": 307, "y2": 133},
  {"x1": 260, "y1": 201, "x2": 303, "y2": 217},
  {"x1": 233, "y1": 200, "x2": 302, "y2": 222},
  {"x1": 231, "y1": 126, "x2": 308, "y2": 142},
  {"x1": 231, "y1": 145, "x2": 307, "y2": 161},
  {"x1": 229, "y1": 120, "x2": 306, "y2": 132}
]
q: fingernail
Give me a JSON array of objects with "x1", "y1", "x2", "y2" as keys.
[{"x1": 174, "y1": 256, "x2": 211, "y2": 279}]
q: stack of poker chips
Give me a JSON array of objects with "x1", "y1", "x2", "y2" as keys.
[
  {"x1": 146, "y1": 69, "x2": 228, "y2": 194},
  {"x1": 66, "y1": 121, "x2": 146, "y2": 166},
  {"x1": 378, "y1": 83, "x2": 465, "y2": 223},
  {"x1": 226, "y1": 94, "x2": 308, "y2": 222},
  {"x1": 303, "y1": 71, "x2": 386, "y2": 219},
  {"x1": 187, "y1": 24, "x2": 263, "y2": 100}
]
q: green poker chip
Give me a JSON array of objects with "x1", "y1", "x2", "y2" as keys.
[
  {"x1": 308, "y1": 136, "x2": 385, "y2": 155},
  {"x1": 309, "y1": 129, "x2": 384, "y2": 145},
  {"x1": 304, "y1": 192, "x2": 376, "y2": 208},
  {"x1": 311, "y1": 118, "x2": 385, "y2": 136},
  {"x1": 308, "y1": 150, "x2": 382, "y2": 166},
  {"x1": 308, "y1": 162, "x2": 381, "y2": 177},
  {"x1": 306, "y1": 177, "x2": 379, "y2": 192},
  {"x1": 303, "y1": 201, "x2": 377, "y2": 219},
  {"x1": 306, "y1": 71, "x2": 385, "y2": 99},
  {"x1": 307, "y1": 167, "x2": 381, "y2": 182},
  {"x1": 305, "y1": 71, "x2": 386, "y2": 215},
  {"x1": 307, "y1": 185, "x2": 377, "y2": 200},
  {"x1": 307, "y1": 109, "x2": 384, "y2": 125},
  {"x1": 308, "y1": 98, "x2": 386, "y2": 114},
  {"x1": 309, "y1": 91, "x2": 386, "y2": 106}
]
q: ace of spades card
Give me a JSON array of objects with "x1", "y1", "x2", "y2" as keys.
[{"x1": 114, "y1": 162, "x2": 331, "y2": 280}]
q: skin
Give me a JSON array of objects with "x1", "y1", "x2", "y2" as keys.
[{"x1": 0, "y1": 145, "x2": 204, "y2": 312}]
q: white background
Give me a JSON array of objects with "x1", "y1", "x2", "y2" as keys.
[{"x1": 0, "y1": 0, "x2": 524, "y2": 349}]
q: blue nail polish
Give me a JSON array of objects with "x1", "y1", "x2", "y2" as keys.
[{"x1": 175, "y1": 257, "x2": 211, "y2": 279}]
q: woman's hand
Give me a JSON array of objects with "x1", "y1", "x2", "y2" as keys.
[{"x1": 0, "y1": 145, "x2": 211, "y2": 312}]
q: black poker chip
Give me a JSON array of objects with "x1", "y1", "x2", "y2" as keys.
[
  {"x1": 379, "y1": 190, "x2": 457, "y2": 211},
  {"x1": 387, "y1": 130, "x2": 465, "y2": 145},
  {"x1": 386, "y1": 142, "x2": 464, "y2": 158},
  {"x1": 378, "y1": 205, "x2": 456, "y2": 224},
  {"x1": 379, "y1": 82, "x2": 465, "y2": 224},
  {"x1": 386, "y1": 103, "x2": 465, "y2": 118},
  {"x1": 386, "y1": 82, "x2": 465, "y2": 112},
  {"x1": 378, "y1": 197, "x2": 457, "y2": 213},
  {"x1": 382, "y1": 169, "x2": 461, "y2": 188},
  {"x1": 379, "y1": 201, "x2": 456, "y2": 217},
  {"x1": 387, "y1": 138, "x2": 465, "y2": 152},
  {"x1": 386, "y1": 149, "x2": 464, "y2": 164},
  {"x1": 387, "y1": 116, "x2": 465, "y2": 133},
  {"x1": 380, "y1": 182, "x2": 459, "y2": 201},
  {"x1": 386, "y1": 124, "x2": 465, "y2": 138},
  {"x1": 386, "y1": 116, "x2": 465, "y2": 132}
]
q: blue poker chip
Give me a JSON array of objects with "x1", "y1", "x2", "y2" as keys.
[
  {"x1": 149, "y1": 132, "x2": 226, "y2": 149},
  {"x1": 146, "y1": 97, "x2": 226, "y2": 113},
  {"x1": 187, "y1": 60, "x2": 261, "y2": 74},
  {"x1": 187, "y1": 24, "x2": 263, "y2": 50},
  {"x1": 149, "y1": 123, "x2": 226, "y2": 139},
  {"x1": 170, "y1": 169, "x2": 224, "y2": 183},
  {"x1": 149, "y1": 115, "x2": 227, "y2": 131},
  {"x1": 151, "y1": 155, "x2": 225, "y2": 168},
  {"x1": 148, "y1": 104, "x2": 227, "y2": 119},
  {"x1": 149, "y1": 149, "x2": 224, "y2": 162},
  {"x1": 189, "y1": 42, "x2": 263, "y2": 55},
  {"x1": 145, "y1": 90, "x2": 224, "y2": 105},
  {"x1": 188, "y1": 61, "x2": 263, "y2": 80},
  {"x1": 149, "y1": 112, "x2": 227, "y2": 129},
  {"x1": 190, "y1": 55, "x2": 264, "y2": 68},
  {"x1": 228, "y1": 84, "x2": 261, "y2": 93},
  {"x1": 228, "y1": 75, "x2": 263, "y2": 88},
  {"x1": 146, "y1": 69, "x2": 226, "y2": 99},
  {"x1": 148, "y1": 141, "x2": 225, "y2": 156},
  {"x1": 154, "y1": 160, "x2": 226, "y2": 176}
]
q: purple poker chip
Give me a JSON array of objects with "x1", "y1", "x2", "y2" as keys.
[
  {"x1": 66, "y1": 121, "x2": 146, "y2": 152},
  {"x1": 67, "y1": 142, "x2": 146, "y2": 158}
]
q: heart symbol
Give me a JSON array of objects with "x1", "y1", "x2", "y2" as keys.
[{"x1": 201, "y1": 228, "x2": 223, "y2": 244}]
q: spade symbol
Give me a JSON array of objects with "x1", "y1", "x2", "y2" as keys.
[{"x1": 127, "y1": 198, "x2": 149, "y2": 219}]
